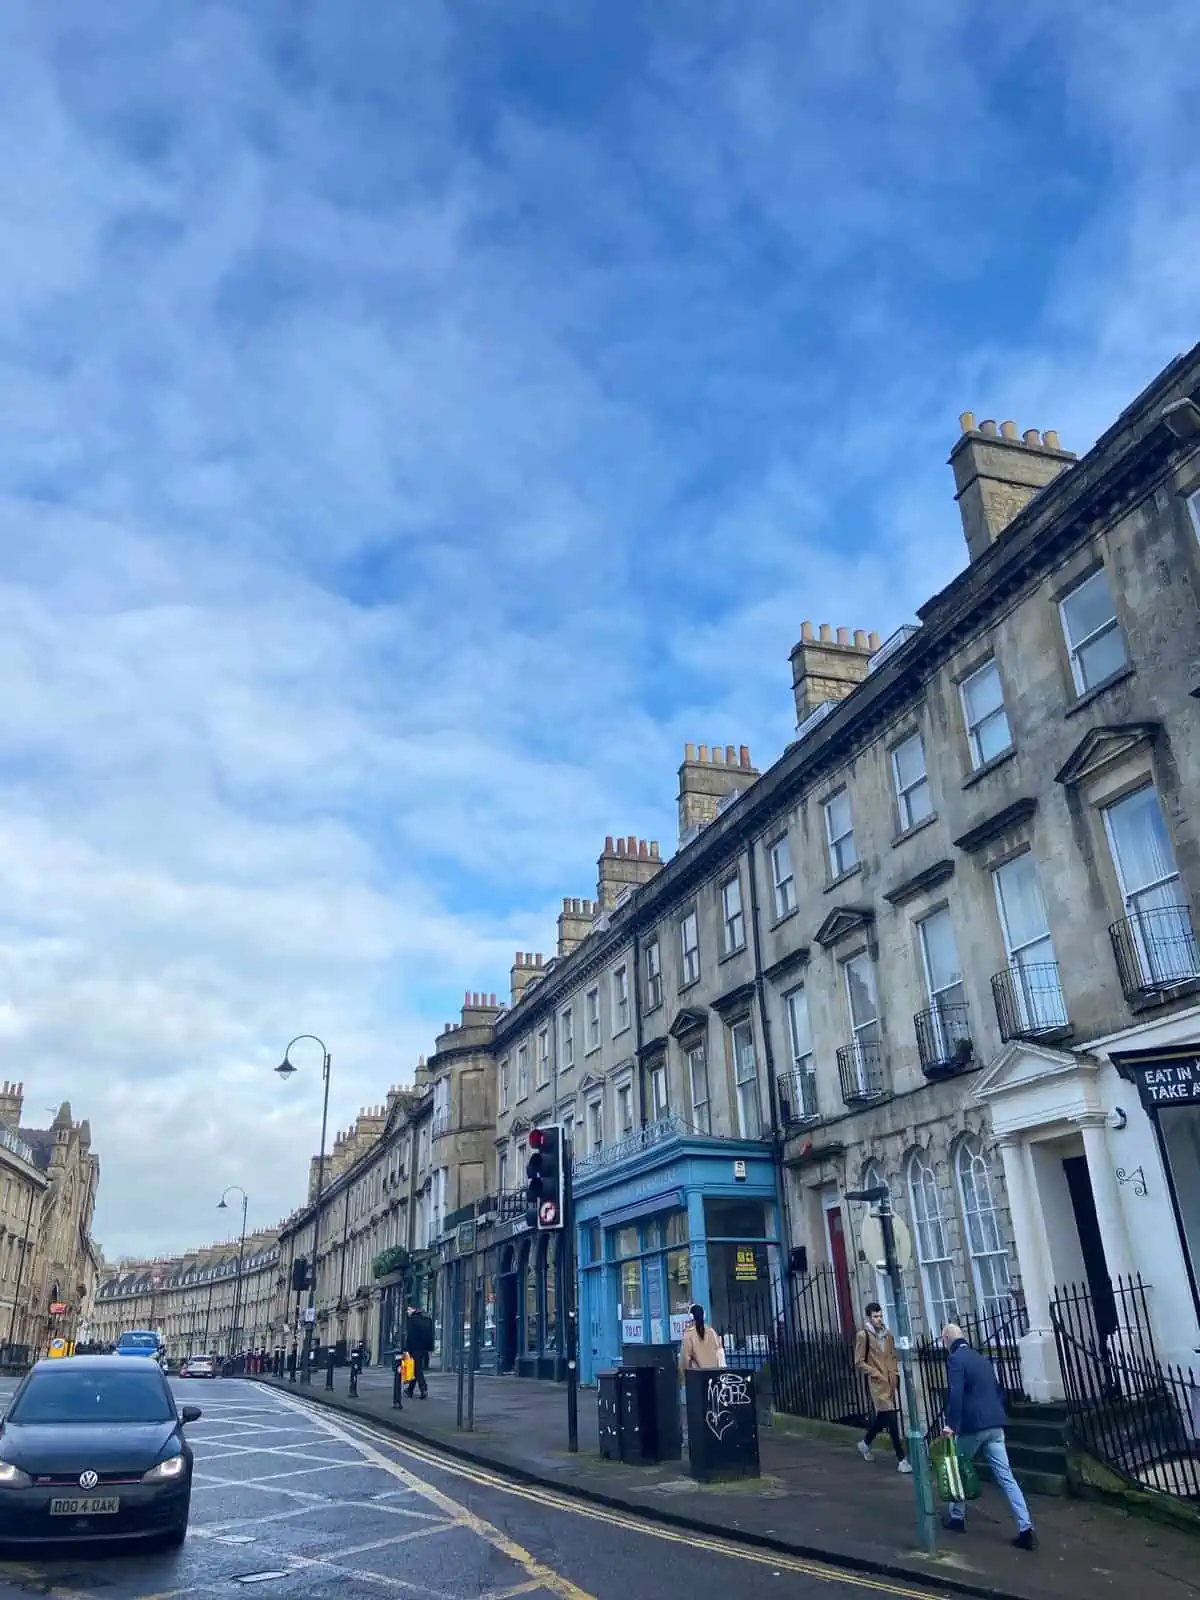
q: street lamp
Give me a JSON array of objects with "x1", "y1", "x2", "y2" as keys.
[
  {"x1": 218, "y1": 1185, "x2": 250, "y2": 1364},
  {"x1": 276, "y1": 1034, "x2": 331, "y2": 1386}
]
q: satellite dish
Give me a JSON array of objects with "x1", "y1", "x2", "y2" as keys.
[{"x1": 860, "y1": 1211, "x2": 913, "y2": 1272}]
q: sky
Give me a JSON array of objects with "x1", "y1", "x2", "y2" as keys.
[{"x1": 1, "y1": 2, "x2": 1198, "y2": 1262}]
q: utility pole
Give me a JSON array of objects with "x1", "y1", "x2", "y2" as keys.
[
  {"x1": 846, "y1": 1185, "x2": 937, "y2": 1554},
  {"x1": 564, "y1": 1135, "x2": 578, "y2": 1454}
]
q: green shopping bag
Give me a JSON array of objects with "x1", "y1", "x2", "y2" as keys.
[{"x1": 930, "y1": 1435, "x2": 982, "y2": 1502}]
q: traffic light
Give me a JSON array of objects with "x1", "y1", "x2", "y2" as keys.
[
  {"x1": 525, "y1": 1126, "x2": 564, "y2": 1231},
  {"x1": 290, "y1": 1257, "x2": 310, "y2": 1293}
]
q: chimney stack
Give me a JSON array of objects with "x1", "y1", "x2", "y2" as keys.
[
  {"x1": 950, "y1": 415, "x2": 1076, "y2": 561},
  {"x1": 557, "y1": 897, "x2": 595, "y2": 959},
  {"x1": 509, "y1": 952, "x2": 546, "y2": 1008},
  {"x1": 0, "y1": 1081, "x2": 24, "y2": 1132},
  {"x1": 789, "y1": 623, "x2": 881, "y2": 729},
  {"x1": 677, "y1": 745, "x2": 760, "y2": 846},
  {"x1": 596, "y1": 838, "x2": 664, "y2": 910}
]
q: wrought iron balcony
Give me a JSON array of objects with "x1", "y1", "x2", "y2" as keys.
[
  {"x1": 431, "y1": 1107, "x2": 452, "y2": 1139},
  {"x1": 1109, "y1": 905, "x2": 1200, "y2": 999},
  {"x1": 914, "y1": 1001, "x2": 974, "y2": 1079},
  {"x1": 835, "y1": 1040, "x2": 889, "y2": 1107},
  {"x1": 573, "y1": 1114, "x2": 685, "y2": 1178},
  {"x1": 777, "y1": 1066, "x2": 820, "y2": 1127},
  {"x1": 991, "y1": 961, "x2": 1069, "y2": 1042}
]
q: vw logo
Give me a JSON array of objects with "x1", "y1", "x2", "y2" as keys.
[{"x1": 78, "y1": 1470, "x2": 99, "y2": 1491}]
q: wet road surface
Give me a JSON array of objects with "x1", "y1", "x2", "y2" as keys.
[{"x1": 0, "y1": 1379, "x2": 948, "y2": 1599}]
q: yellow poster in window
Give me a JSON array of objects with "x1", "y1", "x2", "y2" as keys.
[{"x1": 734, "y1": 1247, "x2": 758, "y2": 1282}]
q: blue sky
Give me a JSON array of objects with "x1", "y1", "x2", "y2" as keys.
[{"x1": 1, "y1": 1, "x2": 1198, "y2": 1259}]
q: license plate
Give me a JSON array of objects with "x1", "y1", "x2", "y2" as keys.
[{"x1": 49, "y1": 1496, "x2": 120, "y2": 1516}]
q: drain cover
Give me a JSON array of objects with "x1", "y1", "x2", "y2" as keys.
[
  {"x1": 217, "y1": 1534, "x2": 258, "y2": 1544},
  {"x1": 234, "y1": 1572, "x2": 290, "y2": 1585}
]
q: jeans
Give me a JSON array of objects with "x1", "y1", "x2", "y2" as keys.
[
  {"x1": 948, "y1": 1428, "x2": 1032, "y2": 1532},
  {"x1": 864, "y1": 1408, "x2": 905, "y2": 1459}
]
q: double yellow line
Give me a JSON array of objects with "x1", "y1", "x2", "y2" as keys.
[{"x1": 307, "y1": 1399, "x2": 947, "y2": 1599}]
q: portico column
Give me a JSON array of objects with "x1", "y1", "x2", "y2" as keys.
[
  {"x1": 1078, "y1": 1118, "x2": 1136, "y2": 1284},
  {"x1": 998, "y1": 1135, "x2": 1063, "y2": 1402}
]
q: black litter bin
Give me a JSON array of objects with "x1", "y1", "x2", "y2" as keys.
[
  {"x1": 620, "y1": 1343, "x2": 682, "y2": 1461},
  {"x1": 684, "y1": 1367, "x2": 760, "y2": 1483},
  {"x1": 597, "y1": 1367, "x2": 661, "y2": 1465},
  {"x1": 597, "y1": 1371, "x2": 622, "y2": 1461}
]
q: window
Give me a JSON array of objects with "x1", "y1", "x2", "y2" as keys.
[
  {"x1": 918, "y1": 907, "x2": 967, "y2": 1058},
  {"x1": 842, "y1": 952, "x2": 881, "y2": 1095},
  {"x1": 993, "y1": 853, "x2": 1067, "y2": 1030},
  {"x1": 500, "y1": 1059, "x2": 510, "y2": 1113},
  {"x1": 586, "y1": 1097, "x2": 603, "y2": 1155},
  {"x1": 680, "y1": 909, "x2": 700, "y2": 986},
  {"x1": 1104, "y1": 785, "x2": 1198, "y2": 984},
  {"x1": 616, "y1": 1081, "x2": 634, "y2": 1137},
  {"x1": 585, "y1": 987, "x2": 601, "y2": 1052},
  {"x1": 824, "y1": 790, "x2": 857, "y2": 878},
  {"x1": 770, "y1": 835, "x2": 796, "y2": 918},
  {"x1": 783, "y1": 987, "x2": 817, "y2": 1121},
  {"x1": 517, "y1": 1043, "x2": 530, "y2": 1101},
  {"x1": 861, "y1": 1162, "x2": 898, "y2": 1326},
  {"x1": 649, "y1": 1059, "x2": 670, "y2": 1121},
  {"x1": 687, "y1": 1043, "x2": 711, "y2": 1134},
  {"x1": 955, "y1": 1139, "x2": 1011, "y2": 1317},
  {"x1": 498, "y1": 1146, "x2": 509, "y2": 1195},
  {"x1": 960, "y1": 659, "x2": 1013, "y2": 770},
  {"x1": 1060, "y1": 567, "x2": 1126, "y2": 694},
  {"x1": 721, "y1": 876, "x2": 746, "y2": 953},
  {"x1": 907, "y1": 1152, "x2": 959, "y2": 1330},
  {"x1": 731, "y1": 1019, "x2": 762, "y2": 1139},
  {"x1": 644, "y1": 939, "x2": 663, "y2": 1010},
  {"x1": 536, "y1": 1027, "x2": 551, "y2": 1089},
  {"x1": 611, "y1": 964, "x2": 630, "y2": 1034},
  {"x1": 562, "y1": 1109, "x2": 574, "y2": 1146},
  {"x1": 892, "y1": 732, "x2": 933, "y2": 831},
  {"x1": 558, "y1": 1007, "x2": 574, "y2": 1070}
]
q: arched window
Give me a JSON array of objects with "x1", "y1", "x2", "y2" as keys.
[
  {"x1": 906, "y1": 1152, "x2": 959, "y2": 1331},
  {"x1": 956, "y1": 1138, "x2": 1012, "y2": 1318},
  {"x1": 860, "y1": 1162, "x2": 897, "y2": 1327}
]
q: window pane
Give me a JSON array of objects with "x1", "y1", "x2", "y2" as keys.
[
  {"x1": 963, "y1": 661, "x2": 1003, "y2": 724},
  {"x1": 845, "y1": 956, "x2": 877, "y2": 1029},
  {"x1": 1062, "y1": 568, "x2": 1116, "y2": 645},
  {"x1": 994, "y1": 854, "x2": 1051, "y2": 955},
  {"x1": 786, "y1": 988, "x2": 812, "y2": 1064},
  {"x1": 1106, "y1": 787, "x2": 1177, "y2": 898},
  {"x1": 920, "y1": 909, "x2": 962, "y2": 997},
  {"x1": 893, "y1": 733, "x2": 925, "y2": 791}
]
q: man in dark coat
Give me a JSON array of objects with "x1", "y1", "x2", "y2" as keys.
[
  {"x1": 404, "y1": 1304, "x2": 433, "y2": 1398},
  {"x1": 941, "y1": 1322, "x2": 1036, "y2": 1550}
]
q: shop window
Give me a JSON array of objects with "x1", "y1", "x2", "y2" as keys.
[
  {"x1": 614, "y1": 1225, "x2": 639, "y2": 1258},
  {"x1": 620, "y1": 1257, "x2": 644, "y2": 1338},
  {"x1": 703, "y1": 1198, "x2": 767, "y2": 1239},
  {"x1": 582, "y1": 1222, "x2": 600, "y2": 1265},
  {"x1": 666, "y1": 1243, "x2": 691, "y2": 1324},
  {"x1": 665, "y1": 1210, "x2": 688, "y2": 1247},
  {"x1": 544, "y1": 1241, "x2": 559, "y2": 1349},
  {"x1": 523, "y1": 1247, "x2": 538, "y2": 1355},
  {"x1": 955, "y1": 1138, "x2": 1012, "y2": 1317}
]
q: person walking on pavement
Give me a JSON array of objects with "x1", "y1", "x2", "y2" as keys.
[
  {"x1": 679, "y1": 1303, "x2": 724, "y2": 1376},
  {"x1": 404, "y1": 1304, "x2": 433, "y2": 1398},
  {"x1": 940, "y1": 1321, "x2": 1037, "y2": 1550},
  {"x1": 854, "y1": 1302, "x2": 912, "y2": 1474}
]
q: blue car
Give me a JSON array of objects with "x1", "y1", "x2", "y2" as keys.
[{"x1": 115, "y1": 1332, "x2": 165, "y2": 1368}]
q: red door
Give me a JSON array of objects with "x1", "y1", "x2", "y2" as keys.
[{"x1": 825, "y1": 1206, "x2": 857, "y2": 1337}]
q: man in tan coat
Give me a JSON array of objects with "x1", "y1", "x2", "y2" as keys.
[{"x1": 855, "y1": 1302, "x2": 911, "y2": 1473}]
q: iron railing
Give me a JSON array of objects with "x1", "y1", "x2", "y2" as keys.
[
  {"x1": 777, "y1": 1066, "x2": 820, "y2": 1127},
  {"x1": 916, "y1": 1298, "x2": 1028, "y2": 1438},
  {"x1": 1050, "y1": 1274, "x2": 1200, "y2": 1501},
  {"x1": 836, "y1": 1040, "x2": 889, "y2": 1106},
  {"x1": 714, "y1": 1266, "x2": 872, "y2": 1428},
  {"x1": 574, "y1": 1114, "x2": 685, "y2": 1178},
  {"x1": 431, "y1": 1107, "x2": 452, "y2": 1139},
  {"x1": 913, "y1": 1000, "x2": 974, "y2": 1078},
  {"x1": 1109, "y1": 906, "x2": 1200, "y2": 999},
  {"x1": 991, "y1": 962, "x2": 1069, "y2": 1041}
]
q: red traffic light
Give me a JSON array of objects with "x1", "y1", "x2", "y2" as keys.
[{"x1": 528, "y1": 1128, "x2": 547, "y2": 1150}]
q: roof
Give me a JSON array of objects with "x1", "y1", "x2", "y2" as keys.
[
  {"x1": 18, "y1": 1129, "x2": 55, "y2": 1172},
  {"x1": 32, "y1": 1355, "x2": 163, "y2": 1374}
]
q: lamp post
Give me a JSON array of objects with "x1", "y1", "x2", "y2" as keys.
[
  {"x1": 276, "y1": 1035, "x2": 331, "y2": 1387},
  {"x1": 218, "y1": 1185, "x2": 250, "y2": 1363}
]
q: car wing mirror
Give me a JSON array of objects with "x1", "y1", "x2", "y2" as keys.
[{"x1": 180, "y1": 1405, "x2": 202, "y2": 1424}]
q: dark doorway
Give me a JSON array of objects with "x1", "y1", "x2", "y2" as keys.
[
  {"x1": 497, "y1": 1247, "x2": 518, "y2": 1373},
  {"x1": 825, "y1": 1206, "x2": 856, "y2": 1337},
  {"x1": 1063, "y1": 1154, "x2": 1118, "y2": 1338}
]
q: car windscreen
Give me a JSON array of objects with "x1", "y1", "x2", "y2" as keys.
[
  {"x1": 117, "y1": 1334, "x2": 159, "y2": 1350},
  {"x1": 8, "y1": 1369, "x2": 174, "y2": 1424}
]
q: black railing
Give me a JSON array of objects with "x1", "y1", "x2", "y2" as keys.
[
  {"x1": 913, "y1": 1001, "x2": 974, "y2": 1078},
  {"x1": 1109, "y1": 905, "x2": 1200, "y2": 999},
  {"x1": 1050, "y1": 1274, "x2": 1200, "y2": 1501},
  {"x1": 916, "y1": 1299, "x2": 1028, "y2": 1438},
  {"x1": 714, "y1": 1266, "x2": 872, "y2": 1428},
  {"x1": 777, "y1": 1066, "x2": 820, "y2": 1126},
  {"x1": 990, "y1": 962, "x2": 1069, "y2": 1042},
  {"x1": 836, "y1": 1040, "x2": 889, "y2": 1106}
]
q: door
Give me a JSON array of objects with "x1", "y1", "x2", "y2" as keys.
[
  {"x1": 824, "y1": 1203, "x2": 856, "y2": 1337},
  {"x1": 1063, "y1": 1156, "x2": 1118, "y2": 1340}
]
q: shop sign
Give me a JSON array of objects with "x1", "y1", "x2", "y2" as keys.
[
  {"x1": 734, "y1": 1247, "x2": 758, "y2": 1283},
  {"x1": 49, "y1": 1303, "x2": 68, "y2": 1317},
  {"x1": 621, "y1": 1318, "x2": 644, "y2": 1341},
  {"x1": 1136, "y1": 1055, "x2": 1200, "y2": 1109},
  {"x1": 669, "y1": 1312, "x2": 691, "y2": 1340}
]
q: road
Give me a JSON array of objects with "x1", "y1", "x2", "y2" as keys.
[{"x1": 0, "y1": 1378, "x2": 949, "y2": 1600}]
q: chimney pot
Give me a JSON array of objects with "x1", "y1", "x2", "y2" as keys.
[
  {"x1": 725, "y1": 744, "x2": 736, "y2": 763},
  {"x1": 535, "y1": 953, "x2": 543, "y2": 967},
  {"x1": 740, "y1": 745, "x2": 751, "y2": 767},
  {"x1": 1042, "y1": 429, "x2": 1061, "y2": 450},
  {"x1": 1000, "y1": 420, "x2": 1018, "y2": 440},
  {"x1": 853, "y1": 629, "x2": 867, "y2": 648},
  {"x1": 836, "y1": 626, "x2": 850, "y2": 645},
  {"x1": 713, "y1": 745, "x2": 725, "y2": 764},
  {"x1": 627, "y1": 834, "x2": 636, "y2": 854},
  {"x1": 604, "y1": 835, "x2": 614, "y2": 854},
  {"x1": 650, "y1": 841, "x2": 660, "y2": 858},
  {"x1": 801, "y1": 620, "x2": 814, "y2": 641},
  {"x1": 638, "y1": 839, "x2": 648, "y2": 858},
  {"x1": 684, "y1": 742, "x2": 696, "y2": 762},
  {"x1": 698, "y1": 744, "x2": 709, "y2": 762},
  {"x1": 819, "y1": 623, "x2": 832, "y2": 642},
  {"x1": 959, "y1": 411, "x2": 977, "y2": 434},
  {"x1": 868, "y1": 631, "x2": 881, "y2": 649},
  {"x1": 979, "y1": 419, "x2": 999, "y2": 437},
  {"x1": 615, "y1": 839, "x2": 625, "y2": 856},
  {"x1": 1023, "y1": 428, "x2": 1040, "y2": 447}
]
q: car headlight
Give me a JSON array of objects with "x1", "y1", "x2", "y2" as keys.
[
  {"x1": 0, "y1": 1462, "x2": 32, "y2": 1489},
  {"x1": 142, "y1": 1454, "x2": 187, "y2": 1484}
]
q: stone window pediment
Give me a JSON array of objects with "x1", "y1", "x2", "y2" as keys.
[
  {"x1": 883, "y1": 859, "x2": 955, "y2": 908},
  {"x1": 712, "y1": 981, "x2": 757, "y2": 1019},
  {"x1": 578, "y1": 1071, "x2": 604, "y2": 1094},
  {"x1": 814, "y1": 905, "x2": 875, "y2": 949},
  {"x1": 668, "y1": 1006, "x2": 708, "y2": 1041},
  {"x1": 763, "y1": 945, "x2": 809, "y2": 984},
  {"x1": 952, "y1": 797, "x2": 1037, "y2": 855},
  {"x1": 1054, "y1": 721, "x2": 1160, "y2": 788}
]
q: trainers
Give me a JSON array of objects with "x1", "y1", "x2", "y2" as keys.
[
  {"x1": 897, "y1": 1459, "x2": 913, "y2": 1474},
  {"x1": 1013, "y1": 1529, "x2": 1037, "y2": 1551},
  {"x1": 856, "y1": 1441, "x2": 873, "y2": 1462},
  {"x1": 942, "y1": 1516, "x2": 965, "y2": 1534}
]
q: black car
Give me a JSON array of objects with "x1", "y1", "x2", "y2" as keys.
[{"x1": 0, "y1": 1356, "x2": 201, "y2": 1547}]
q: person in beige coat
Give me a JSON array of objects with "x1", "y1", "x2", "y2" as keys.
[
  {"x1": 679, "y1": 1303, "x2": 724, "y2": 1377},
  {"x1": 855, "y1": 1302, "x2": 912, "y2": 1473}
]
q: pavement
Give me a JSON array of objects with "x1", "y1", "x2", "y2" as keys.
[
  {"x1": 0, "y1": 1375, "x2": 969, "y2": 1600},
  {"x1": 249, "y1": 1363, "x2": 1200, "y2": 1600}
]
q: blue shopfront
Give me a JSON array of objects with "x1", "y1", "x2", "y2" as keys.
[{"x1": 574, "y1": 1124, "x2": 782, "y2": 1386}]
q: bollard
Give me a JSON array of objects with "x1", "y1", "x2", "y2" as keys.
[
  {"x1": 326, "y1": 1348, "x2": 335, "y2": 1390},
  {"x1": 393, "y1": 1354, "x2": 404, "y2": 1410},
  {"x1": 349, "y1": 1348, "x2": 360, "y2": 1399}
]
